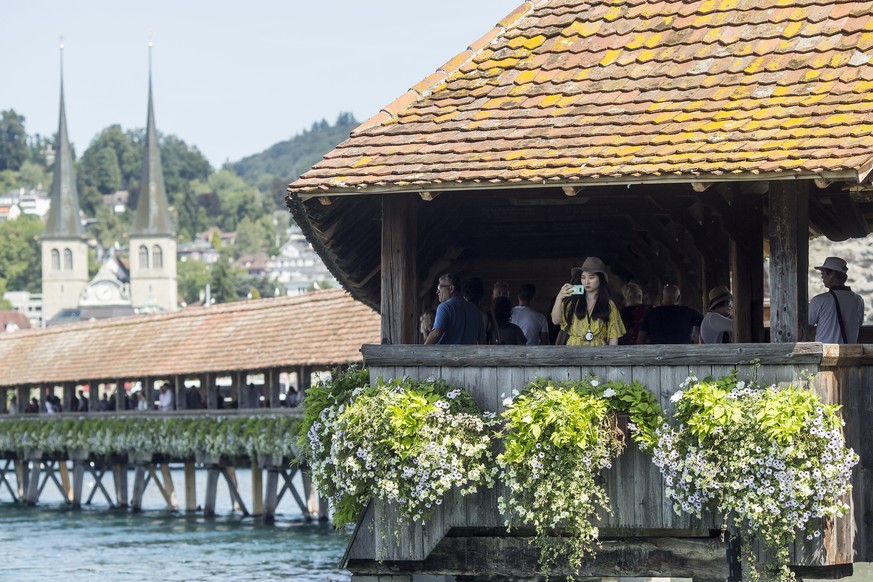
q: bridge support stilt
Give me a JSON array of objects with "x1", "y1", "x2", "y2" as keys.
[
  {"x1": 204, "y1": 464, "x2": 220, "y2": 517},
  {"x1": 25, "y1": 453, "x2": 42, "y2": 506},
  {"x1": 59, "y1": 460, "x2": 73, "y2": 503},
  {"x1": 131, "y1": 463, "x2": 147, "y2": 512},
  {"x1": 251, "y1": 466, "x2": 263, "y2": 517},
  {"x1": 264, "y1": 467, "x2": 279, "y2": 525},
  {"x1": 14, "y1": 460, "x2": 27, "y2": 500},
  {"x1": 112, "y1": 462, "x2": 128, "y2": 508},
  {"x1": 71, "y1": 460, "x2": 85, "y2": 509},
  {"x1": 184, "y1": 461, "x2": 197, "y2": 512}
]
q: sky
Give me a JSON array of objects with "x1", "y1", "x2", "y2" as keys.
[{"x1": 1, "y1": 0, "x2": 520, "y2": 168}]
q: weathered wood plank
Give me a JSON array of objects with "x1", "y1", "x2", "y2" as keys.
[
  {"x1": 380, "y1": 194, "x2": 418, "y2": 345},
  {"x1": 768, "y1": 180, "x2": 809, "y2": 343},
  {"x1": 631, "y1": 365, "x2": 662, "y2": 529},
  {"x1": 361, "y1": 344, "x2": 825, "y2": 368},
  {"x1": 348, "y1": 535, "x2": 729, "y2": 578}
]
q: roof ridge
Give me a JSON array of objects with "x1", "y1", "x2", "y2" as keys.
[
  {"x1": 352, "y1": 0, "x2": 548, "y2": 134},
  {"x1": 0, "y1": 289, "x2": 350, "y2": 341}
]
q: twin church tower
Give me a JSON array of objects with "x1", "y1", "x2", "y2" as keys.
[{"x1": 41, "y1": 46, "x2": 177, "y2": 321}]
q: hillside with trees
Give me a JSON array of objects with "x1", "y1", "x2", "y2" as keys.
[
  {"x1": 0, "y1": 107, "x2": 352, "y2": 306},
  {"x1": 233, "y1": 112, "x2": 358, "y2": 208}
]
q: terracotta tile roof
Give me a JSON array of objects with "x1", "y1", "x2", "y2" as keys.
[
  {"x1": 289, "y1": 0, "x2": 873, "y2": 197},
  {"x1": 0, "y1": 289, "x2": 379, "y2": 388}
]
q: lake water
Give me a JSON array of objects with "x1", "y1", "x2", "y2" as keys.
[{"x1": 0, "y1": 465, "x2": 351, "y2": 581}]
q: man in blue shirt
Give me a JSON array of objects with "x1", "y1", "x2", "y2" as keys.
[{"x1": 425, "y1": 273, "x2": 486, "y2": 345}]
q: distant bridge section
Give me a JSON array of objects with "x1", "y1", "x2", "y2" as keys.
[{"x1": 0, "y1": 289, "x2": 380, "y2": 414}]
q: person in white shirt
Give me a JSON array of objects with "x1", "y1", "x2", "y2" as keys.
[
  {"x1": 809, "y1": 256, "x2": 865, "y2": 343},
  {"x1": 511, "y1": 283, "x2": 550, "y2": 345},
  {"x1": 158, "y1": 383, "x2": 174, "y2": 411},
  {"x1": 700, "y1": 286, "x2": 733, "y2": 344}
]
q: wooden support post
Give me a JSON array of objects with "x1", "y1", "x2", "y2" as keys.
[
  {"x1": 204, "y1": 465, "x2": 220, "y2": 517},
  {"x1": 17, "y1": 386, "x2": 29, "y2": 415},
  {"x1": 143, "y1": 377, "x2": 153, "y2": 411},
  {"x1": 161, "y1": 463, "x2": 178, "y2": 508},
  {"x1": 38, "y1": 383, "x2": 47, "y2": 415},
  {"x1": 730, "y1": 190, "x2": 765, "y2": 343},
  {"x1": 302, "y1": 470, "x2": 317, "y2": 521},
  {"x1": 269, "y1": 368, "x2": 280, "y2": 409},
  {"x1": 251, "y1": 466, "x2": 264, "y2": 517},
  {"x1": 381, "y1": 193, "x2": 419, "y2": 344},
  {"x1": 147, "y1": 464, "x2": 175, "y2": 509},
  {"x1": 72, "y1": 460, "x2": 86, "y2": 509},
  {"x1": 184, "y1": 461, "x2": 197, "y2": 512},
  {"x1": 15, "y1": 460, "x2": 27, "y2": 498},
  {"x1": 0, "y1": 388, "x2": 6, "y2": 415},
  {"x1": 768, "y1": 180, "x2": 810, "y2": 342},
  {"x1": 113, "y1": 462, "x2": 128, "y2": 507},
  {"x1": 225, "y1": 466, "x2": 242, "y2": 512},
  {"x1": 233, "y1": 372, "x2": 241, "y2": 409},
  {"x1": 59, "y1": 460, "x2": 73, "y2": 503},
  {"x1": 205, "y1": 373, "x2": 218, "y2": 410},
  {"x1": 131, "y1": 463, "x2": 147, "y2": 512},
  {"x1": 264, "y1": 467, "x2": 279, "y2": 525},
  {"x1": 174, "y1": 375, "x2": 186, "y2": 410},
  {"x1": 25, "y1": 454, "x2": 41, "y2": 505},
  {"x1": 62, "y1": 382, "x2": 73, "y2": 412}
]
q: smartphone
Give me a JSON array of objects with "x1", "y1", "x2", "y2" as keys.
[{"x1": 571, "y1": 285, "x2": 585, "y2": 295}]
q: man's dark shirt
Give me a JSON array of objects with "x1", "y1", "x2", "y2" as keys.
[{"x1": 639, "y1": 305, "x2": 704, "y2": 344}]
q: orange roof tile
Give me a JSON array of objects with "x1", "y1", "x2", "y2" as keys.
[
  {"x1": 289, "y1": 0, "x2": 873, "y2": 197},
  {"x1": 0, "y1": 290, "x2": 380, "y2": 387}
]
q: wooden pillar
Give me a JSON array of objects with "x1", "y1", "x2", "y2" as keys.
[
  {"x1": 204, "y1": 464, "x2": 220, "y2": 517},
  {"x1": 268, "y1": 368, "x2": 280, "y2": 409},
  {"x1": 730, "y1": 190, "x2": 765, "y2": 342},
  {"x1": 184, "y1": 461, "x2": 197, "y2": 512},
  {"x1": 71, "y1": 459, "x2": 86, "y2": 508},
  {"x1": 131, "y1": 463, "x2": 147, "y2": 512},
  {"x1": 62, "y1": 382, "x2": 74, "y2": 412},
  {"x1": 768, "y1": 180, "x2": 809, "y2": 343},
  {"x1": 232, "y1": 372, "x2": 241, "y2": 409},
  {"x1": 251, "y1": 466, "x2": 264, "y2": 517},
  {"x1": 0, "y1": 388, "x2": 6, "y2": 414},
  {"x1": 158, "y1": 463, "x2": 178, "y2": 509},
  {"x1": 174, "y1": 376, "x2": 186, "y2": 410},
  {"x1": 15, "y1": 460, "x2": 27, "y2": 498},
  {"x1": 226, "y1": 466, "x2": 242, "y2": 512},
  {"x1": 113, "y1": 462, "x2": 129, "y2": 507},
  {"x1": 143, "y1": 377, "x2": 153, "y2": 411},
  {"x1": 205, "y1": 373, "x2": 218, "y2": 410},
  {"x1": 264, "y1": 467, "x2": 279, "y2": 525},
  {"x1": 25, "y1": 454, "x2": 41, "y2": 505},
  {"x1": 59, "y1": 460, "x2": 73, "y2": 502},
  {"x1": 17, "y1": 386, "x2": 29, "y2": 414},
  {"x1": 380, "y1": 193, "x2": 419, "y2": 344}
]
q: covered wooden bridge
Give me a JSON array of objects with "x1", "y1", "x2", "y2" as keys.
[
  {"x1": 286, "y1": 0, "x2": 873, "y2": 579},
  {"x1": 0, "y1": 288, "x2": 379, "y2": 413},
  {"x1": 0, "y1": 289, "x2": 379, "y2": 522}
]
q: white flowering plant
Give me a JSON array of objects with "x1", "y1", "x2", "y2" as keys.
[
  {"x1": 653, "y1": 371, "x2": 858, "y2": 582},
  {"x1": 302, "y1": 368, "x2": 499, "y2": 528},
  {"x1": 498, "y1": 375, "x2": 664, "y2": 575}
]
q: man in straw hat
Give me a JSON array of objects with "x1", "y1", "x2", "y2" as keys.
[
  {"x1": 809, "y1": 257, "x2": 865, "y2": 343},
  {"x1": 700, "y1": 286, "x2": 733, "y2": 344}
]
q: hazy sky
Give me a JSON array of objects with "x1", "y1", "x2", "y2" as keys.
[{"x1": 1, "y1": 1, "x2": 520, "y2": 168}]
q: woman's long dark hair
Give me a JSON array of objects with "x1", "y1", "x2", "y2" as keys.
[{"x1": 563, "y1": 271, "x2": 612, "y2": 323}]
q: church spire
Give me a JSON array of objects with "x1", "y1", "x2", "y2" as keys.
[
  {"x1": 44, "y1": 39, "x2": 85, "y2": 239},
  {"x1": 131, "y1": 42, "x2": 174, "y2": 237}
]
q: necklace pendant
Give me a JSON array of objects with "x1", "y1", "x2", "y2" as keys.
[{"x1": 584, "y1": 330, "x2": 594, "y2": 341}]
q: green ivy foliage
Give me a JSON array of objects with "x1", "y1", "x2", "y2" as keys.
[{"x1": 0, "y1": 416, "x2": 301, "y2": 461}]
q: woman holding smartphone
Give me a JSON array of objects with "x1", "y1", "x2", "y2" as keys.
[{"x1": 550, "y1": 257, "x2": 625, "y2": 346}]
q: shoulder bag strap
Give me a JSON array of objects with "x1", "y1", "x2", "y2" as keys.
[{"x1": 828, "y1": 290, "x2": 849, "y2": 344}]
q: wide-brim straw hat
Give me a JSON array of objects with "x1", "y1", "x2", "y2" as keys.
[
  {"x1": 707, "y1": 285, "x2": 732, "y2": 310},
  {"x1": 571, "y1": 256, "x2": 608, "y2": 283}
]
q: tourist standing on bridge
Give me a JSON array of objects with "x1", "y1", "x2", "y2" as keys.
[
  {"x1": 425, "y1": 273, "x2": 486, "y2": 345},
  {"x1": 700, "y1": 286, "x2": 733, "y2": 344},
  {"x1": 158, "y1": 383, "x2": 174, "y2": 411},
  {"x1": 809, "y1": 257, "x2": 865, "y2": 343},
  {"x1": 637, "y1": 285, "x2": 703, "y2": 345},
  {"x1": 550, "y1": 257, "x2": 625, "y2": 346}
]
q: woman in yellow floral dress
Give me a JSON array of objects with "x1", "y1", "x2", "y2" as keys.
[{"x1": 550, "y1": 257, "x2": 625, "y2": 346}]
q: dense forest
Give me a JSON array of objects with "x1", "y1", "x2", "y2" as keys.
[{"x1": 0, "y1": 109, "x2": 356, "y2": 308}]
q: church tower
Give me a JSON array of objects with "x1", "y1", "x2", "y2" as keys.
[
  {"x1": 129, "y1": 45, "x2": 177, "y2": 312},
  {"x1": 42, "y1": 43, "x2": 89, "y2": 321}
]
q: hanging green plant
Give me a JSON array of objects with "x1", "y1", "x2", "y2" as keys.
[
  {"x1": 0, "y1": 416, "x2": 301, "y2": 461},
  {"x1": 498, "y1": 375, "x2": 664, "y2": 576},
  {"x1": 302, "y1": 367, "x2": 499, "y2": 528},
  {"x1": 653, "y1": 371, "x2": 858, "y2": 582}
]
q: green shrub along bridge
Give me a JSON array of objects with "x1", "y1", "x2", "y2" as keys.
[
  {"x1": 0, "y1": 291, "x2": 382, "y2": 523},
  {"x1": 0, "y1": 410, "x2": 324, "y2": 524}
]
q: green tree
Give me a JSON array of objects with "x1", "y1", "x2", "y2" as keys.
[
  {"x1": 233, "y1": 216, "x2": 263, "y2": 257},
  {"x1": 177, "y1": 259, "x2": 211, "y2": 304},
  {"x1": 89, "y1": 205, "x2": 131, "y2": 250},
  {"x1": 0, "y1": 110, "x2": 28, "y2": 172},
  {"x1": 93, "y1": 147, "x2": 122, "y2": 194},
  {"x1": 0, "y1": 279, "x2": 12, "y2": 309},
  {"x1": 77, "y1": 125, "x2": 138, "y2": 214},
  {"x1": 0, "y1": 215, "x2": 42, "y2": 292},
  {"x1": 209, "y1": 249, "x2": 242, "y2": 304},
  {"x1": 17, "y1": 160, "x2": 51, "y2": 191}
]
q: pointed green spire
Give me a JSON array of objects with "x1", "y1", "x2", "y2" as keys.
[
  {"x1": 131, "y1": 44, "x2": 174, "y2": 237},
  {"x1": 44, "y1": 41, "x2": 86, "y2": 240}
]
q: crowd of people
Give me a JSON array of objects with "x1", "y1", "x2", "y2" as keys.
[{"x1": 422, "y1": 255, "x2": 865, "y2": 347}]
